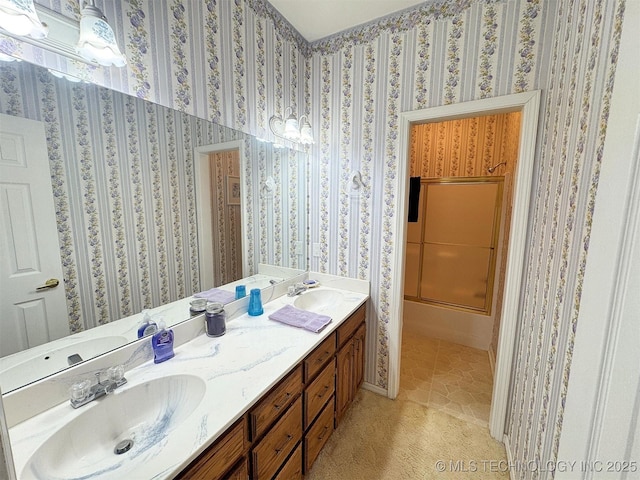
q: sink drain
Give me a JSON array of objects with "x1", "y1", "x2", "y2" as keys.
[{"x1": 114, "y1": 439, "x2": 133, "y2": 455}]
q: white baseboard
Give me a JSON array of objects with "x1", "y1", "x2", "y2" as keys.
[
  {"x1": 503, "y1": 434, "x2": 515, "y2": 480},
  {"x1": 361, "y1": 382, "x2": 388, "y2": 397}
]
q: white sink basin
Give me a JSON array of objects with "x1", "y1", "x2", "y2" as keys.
[
  {"x1": 22, "y1": 375, "x2": 206, "y2": 479},
  {"x1": 294, "y1": 289, "x2": 344, "y2": 312}
]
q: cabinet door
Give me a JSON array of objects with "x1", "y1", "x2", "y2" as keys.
[
  {"x1": 352, "y1": 323, "x2": 366, "y2": 394},
  {"x1": 335, "y1": 341, "x2": 353, "y2": 427}
]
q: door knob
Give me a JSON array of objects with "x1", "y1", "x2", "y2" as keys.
[{"x1": 36, "y1": 278, "x2": 60, "y2": 291}]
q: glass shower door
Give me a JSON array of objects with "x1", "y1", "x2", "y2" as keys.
[{"x1": 419, "y1": 179, "x2": 503, "y2": 314}]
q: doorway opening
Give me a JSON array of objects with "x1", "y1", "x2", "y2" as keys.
[
  {"x1": 388, "y1": 91, "x2": 541, "y2": 440},
  {"x1": 194, "y1": 140, "x2": 248, "y2": 291}
]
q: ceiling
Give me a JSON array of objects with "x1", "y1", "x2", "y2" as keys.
[{"x1": 268, "y1": 0, "x2": 426, "y2": 42}]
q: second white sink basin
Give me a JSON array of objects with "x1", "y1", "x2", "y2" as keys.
[
  {"x1": 22, "y1": 374, "x2": 206, "y2": 479},
  {"x1": 293, "y1": 289, "x2": 344, "y2": 312}
]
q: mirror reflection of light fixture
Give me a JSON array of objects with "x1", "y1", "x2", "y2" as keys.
[
  {"x1": 269, "y1": 107, "x2": 314, "y2": 145},
  {"x1": 76, "y1": 0, "x2": 126, "y2": 67},
  {"x1": 283, "y1": 108, "x2": 300, "y2": 141},
  {"x1": 298, "y1": 115, "x2": 314, "y2": 145},
  {"x1": 0, "y1": 0, "x2": 48, "y2": 39}
]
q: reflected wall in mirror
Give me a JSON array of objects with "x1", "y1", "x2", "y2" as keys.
[{"x1": 0, "y1": 60, "x2": 308, "y2": 392}]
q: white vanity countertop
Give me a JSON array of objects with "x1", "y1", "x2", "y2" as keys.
[{"x1": 8, "y1": 277, "x2": 368, "y2": 479}]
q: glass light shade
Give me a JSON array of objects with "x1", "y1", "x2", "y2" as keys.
[
  {"x1": 299, "y1": 117, "x2": 314, "y2": 145},
  {"x1": 76, "y1": 5, "x2": 126, "y2": 68},
  {"x1": 0, "y1": 0, "x2": 48, "y2": 39},
  {"x1": 283, "y1": 113, "x2": 300, "y2": 141}
]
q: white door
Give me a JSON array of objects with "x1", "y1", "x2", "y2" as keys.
[{"x1": 0, "y1": 114, "x2": 68, "y2": 357}]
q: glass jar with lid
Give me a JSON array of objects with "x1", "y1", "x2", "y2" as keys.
[{"x1": 205, "y1": 302, "x2": 226, "y2": 337}]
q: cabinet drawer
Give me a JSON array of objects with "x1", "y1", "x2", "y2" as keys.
[
  {"x1": 336, "y1": 304, "x2": 365, "y2": 348},
  {"x1": 303, "y1": 399, "x2": 334, "y2": 473},
  {"x1": 250, "y1": 365, "x2": 302, "y2": 441},
  {"x1": 303, "y1": 333, "x2": 336, "y2": 383},
  {"x1": 274, "y1": 443, "x2": 302, "y2": 480},
  {"x1": 252, "y1": 396, "x2": 302, "y2": 480},
  {"x1": 177, "y1": 416, "x2": 246, "y2": 480},
  {"x1": 227, "y1": 457, "x2": 248, "y2": 480},
  {"x1": 304, "y1": 358, "x2": 335, "y2": 429}
]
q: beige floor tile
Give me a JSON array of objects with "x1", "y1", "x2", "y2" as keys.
[{"x1": 401, "y1": 333, "x2": 494, "y2": 427}]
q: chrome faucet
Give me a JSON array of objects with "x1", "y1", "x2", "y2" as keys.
[
  {"x1": 287, "y1": 282, "x2": 308, "y2": 297},
  {"x1": 69, "y1": 365, "x2": 127, "y2": 409}
]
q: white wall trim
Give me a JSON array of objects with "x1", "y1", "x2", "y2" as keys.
[
  {"x1": 389, "y1": 91, "x2": 541, "y2": 443},
  {"x1": 194, "y1": 140, "x2": 247, "y2": 290}
]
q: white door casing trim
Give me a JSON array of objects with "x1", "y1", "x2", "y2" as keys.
[
  {"x1": 194, "y1": 140, "x2": 247, "y2": 290},
  {"x1": 390, "y1": 91, "x2": 541, "y2": 440}
]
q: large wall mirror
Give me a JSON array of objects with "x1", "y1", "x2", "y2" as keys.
[{"x1": 0, "y1": 59, "x2": 308, "y2": 393}]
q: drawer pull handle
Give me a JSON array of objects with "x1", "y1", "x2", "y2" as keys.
[
  {"x1": 315, "y1": 352, "x2": 329, "y2": 364},
  {"x1": 317, "y1": 385, "x2": 330, "y2": 398},
  {"x1": 274, "y1": 392, "x2": 292, "y2": 410},
  {"x1": 274, "y1": 434, "x2": 293, "y2": 453},
  {"x1": 318, "y1": 426, "x2": 329, "y2": 440}
]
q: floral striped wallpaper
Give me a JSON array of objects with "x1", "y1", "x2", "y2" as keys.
[
  {"x1": 0, "y1": 60, "x2": 306, "y2": 335},
  {"x1": 306, "y1": 0, "x2": 625, "y2": 476},
  {"x1": 409, "y1": 112, "x2": 521, "y2": 178},
  {"x1": 0, "y1": 0, "x2": 628, "y2": 475}
]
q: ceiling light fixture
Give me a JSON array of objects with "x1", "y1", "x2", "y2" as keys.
[
  {"x1": 0, "y1": 0, "x2": 48, "y2": 39},
  {"x1": 0, "y1": 2, "x2": 127, "y2": 68},
  {"x1": 269, "y1": 107, "x2": 314, "y2": 145},
  {"x1": 76, "y1": 0, "x2": 126, "y2": 67}
]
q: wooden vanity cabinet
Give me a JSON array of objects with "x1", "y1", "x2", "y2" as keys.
[
  {"x1": 175, "y1": 416, "x2": 247, "y2": 480},
  {"x1": 335, "y1": 306, "x2": 366, "y2": 428},
  {"x1": 227, "y1": 458, "x2": 249, "y2": 480},
  {"x1": 274, "y1": 443, "x2": 303, "y2": 480},
  {"x1": 302, "y1": 351, "x2": 336, "y2": 473},
  {"x1": 251, "y1": 396, "x2": 302, "y2": 479},
  {"x1": 303, "y1": 400, "x2": 335, "y2": 472},
  {"x1": 303, "y1": 334, "x2": 336, "y2": 383},
  {"x1": 249, "y1": 365, "x2": 302, "y2": 441},
  {"x1": 176, "y1": 303, "x2": 366, "y2": 480}
]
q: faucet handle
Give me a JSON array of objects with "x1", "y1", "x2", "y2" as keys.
[
  {"x1": 69, "y1": 379, "x2": 92, "y2": 403},
  {"x1": 107, "y1": 365, "x2": 125, "y2": 383}
]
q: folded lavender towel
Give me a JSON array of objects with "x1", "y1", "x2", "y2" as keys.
[
  {"x1": 194, "y1": 288, "x2": 236, "y2": 304},
  {"x1": 269, "y1": 305, "x2": 332, "y2": 333}
]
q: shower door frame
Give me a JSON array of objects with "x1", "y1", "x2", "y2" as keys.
[
  {"x1": 405, "y1": 176, "x2": 505, "y2": 316},
  {"x1": 389, "y1": 90, "x2": 541, "y2": 441}
]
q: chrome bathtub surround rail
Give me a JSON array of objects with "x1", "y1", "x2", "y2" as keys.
[{"x1": 69, "y1": 365, "x2": 127, "y2": 408}]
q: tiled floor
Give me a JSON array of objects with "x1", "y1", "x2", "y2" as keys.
[{"x1": 398, "y1": 332, "x2": 494, "y2": 427}]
